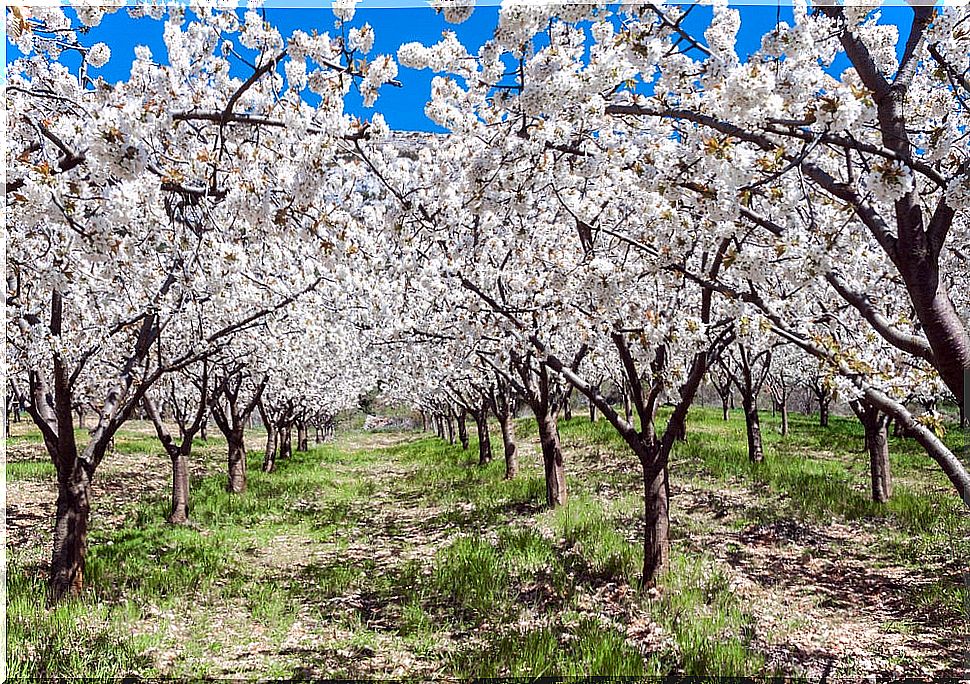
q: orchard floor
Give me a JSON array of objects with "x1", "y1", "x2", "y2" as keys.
[{"x1": 5, "y1": 410, "x2": 969, "y2": 679}]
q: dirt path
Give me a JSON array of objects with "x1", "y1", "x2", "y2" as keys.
[{"x1": 140, "y1": 430, "x2": 463, "y2": 678}]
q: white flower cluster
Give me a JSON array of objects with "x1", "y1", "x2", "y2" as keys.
[
  {"x1": 811, "y1": 85, "x2": 865, "y2": 134},
  {"x1": 240, "y1": 10, "x2": 283, "y2": 51},
  {"x1": 863, "y1": 161, "x2": 915, "y2": 205},
  {"x1": 945, "y1": 175, "x2": 970, "y2": 211},
  {"x1": 348, "y1": 24, "x2": 375, "y2": 54},
  {"x1": 704, "y1": 3, "x2": 741, "y2": 66},
  {"x1": 86, "y1": 42, "x2": 111, "y2": 68},
  {"x1": 398, "y1": 32, "x2": 470, "y2": 73},
  {"x1": 361, "y1": 55, "x2": 398, "y2": 107},
  {"x1": 430, "y1": 0, "x2": 476, "y2": 25},
  {"x1": 494, "y1": 0, "x2": 552, "y2": 52},
  {"x1": 332, "y1": 0, "x2": 359, "y2": 23}
]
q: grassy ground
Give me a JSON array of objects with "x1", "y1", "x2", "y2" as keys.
[{"x1": 5, "y1": 408, "x2": 969, "y2": 678}]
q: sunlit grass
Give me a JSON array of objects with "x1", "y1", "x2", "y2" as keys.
[
  {"x1": 5, "y1": 459, "x2": 55, "y2": 480},
  {"x1": 6, "y1": 406, "x2": 966, "y2": 678}
]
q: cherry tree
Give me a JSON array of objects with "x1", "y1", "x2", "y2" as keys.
[
  {"x1": 390, "y1": 0, "x2": 970, "y2": 506},
  {"x1": 715, "y1": 332, "x2": 775, "y2": 463},
  {"x1": 5, "y1": 1, "x2": 399, "y2": 601},
  {"x1": 143, "y1": 362, "x2": 210, "y2": 524}
]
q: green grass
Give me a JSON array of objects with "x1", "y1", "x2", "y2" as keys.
[
  {"x1": 450, "y1": 614, "x2": 646, "y2": 677},
  {"x1": 6, "y1": 437, "x2": 361, "y2": 678},
  {"x1": 516, "y1": 407, "x2": 969, "y2": 636},
  {"x1": 381, "y1": 429, "x2": 769, "y2": 676},
  {"x1": 551, "y1": 497, "x2": 642, "y2": 585},
  {"x1": 5, "y1": 564, "x2": 155, "y2": 679},
  {"x1": 6, "y1": 407, "x2": 967, "y2": 678},
  {"x1": 5, "y1": 459, "x2": 56, "y2": 480}
]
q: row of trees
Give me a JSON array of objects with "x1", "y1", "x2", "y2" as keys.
[{"x1": 6, "y1": 0, "x2": 968, "y2": 600}]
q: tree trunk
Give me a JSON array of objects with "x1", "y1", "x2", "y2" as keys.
[
  {"x1": 227, "y1": 429, "x2": 246, "y2": 493},
  {"x1": 446, "y1": 416, "x2": 455, "y2": 445},
  {"x1": 780, "y1": 400, "x2": 789, "y2": 437},
  {"x1": 641, "y1": 459, "x2": 670, "y2": 588},
  {"x1": 297, "y1": 423, "x2": 308, "y2": 452},
  {"x1": 200, "y1": 417, "x2": 208, "y2": 442},
  {"x1": 537, "y1": 412, "x2": 566, "y2": 507},
  {"x1": 819, "y1": 397, "x2": 830, "y2": 428},
  {"x1": 742, "y1": 398, "x2": 764, "y2": 463},
  {"x1": 169, "y1": 449, "x2": 190, "y2": 523},
  {"x1": 893, "y1": 417, "x2": 905, "y2": 437},
  {"x1": 563, "y1": 400, "x2": 573, "y2": 421},
  {"x1": 280, "y1": 426, "x2": 292, "y2": 459},
  {"x1": 589, "y1": 400, "x2": 597, "y2": 423},
  {"x1": 315, "y1": 425, "x2": 323, "y2": 443},
  {"x1": 867, "y1": 416, "x2": 892, "y2": 503},
  {"x1": 263, "y1": 423, "x2": 277, "y2": 473},
  {"x1": 49, "y1": 464, "x2": 91, "y2": 603},
  {"x1": 498, "y1": 412, "x2": 517, "y2": 479},
  {"x1": 855, "y1": 402, "x2": 892, "y2": 503},
  {"x1": 721, "y1": 397, "x2": 730, "y2": 421},
  {"x1": 900, "y1": 263, "x2": 970, "y2": 408},
  {"x1": 475, "y1": 410, "x2": 493, "y2": 466},
  {"x1": 623, "y1": 387, "x2": 633, "y2": 425},
  {"x1": 457, "y1": 411, "x2": 469, "y2": 450}
]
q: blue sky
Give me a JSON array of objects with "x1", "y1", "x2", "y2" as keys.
[{"x1": 5, "y1": 3, "x2": 914, "y2": 131}]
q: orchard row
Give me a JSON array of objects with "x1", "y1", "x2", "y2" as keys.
[{"x1": 6, "y1": 0, "x2": 968, "y2": 603}]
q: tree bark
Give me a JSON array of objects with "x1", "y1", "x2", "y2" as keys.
[
  {"x1": 780, "y1": 400, "x2": 789, "y2": 437},
  {"x1": 49, "y1": 461, "x2": 91, "y2": 603},
  {"x1": 589, "y1": 399, "x2": 597, "y2": 423},
  {"x1": 721, "y1": 397, "x2": 730, "y2": 421},
  {"x1": 867, "y1": 415, "x2": 892, "y2": 503},
  {"x1": 895, "y1": 225, "x2": 970, "y2": 409},
  {"x1": 537, "y1": 412, "x2": 567, "y2": 507},
  {"x1": 169, "y1": 449, "x2": 190, "y2": 523},
  {"x1": 457, "y1": 410, "x2": 469, "y2": 450},
  {"x1": 641, "y1": 459, "x2": 670, "y2": 588},
  {"x1": 296, "y1": 422, "x2": 308, "y2": 452},
  {"x1": 893, "y1": 417, "x2": 906, "y2": 438},
  {"x1": 263, "y1": 422, "x2": 277, "y2": 473},
  {"x1": 742, "y1": 397, "x2": 765, "y2": 463},
  {"x1": 475, "y1": 409, "x2": 493, "y2": 466},
  {"x1": 819, "y1": 399, "x2": 829, "y2": 428},
  {"x1": 296, "y1": 420, "x2": 309, "y2": 452},
  {"x1": 623, "y1": 385, "x2": 633, "y2": 424},
  {"x1": 853, "y1": 400, "x2": 892, "y2": 503},
  {"x1": 498, "y1": 412, "x2": 517, "y2": 479},
  {"x1": 227, "y1": 428, "x2": 246, "y2": 493},
  {"x1": 280, "y1": 426, "x2": 292, "y2": 460}
]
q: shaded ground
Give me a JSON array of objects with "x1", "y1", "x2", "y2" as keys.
[
  {"x1": 5, "y1": 413, "x2": 969, "y2": 678},
  {"x1": 5, "y1": 421, "x2": 230, "y2": 566}
]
